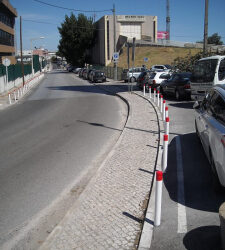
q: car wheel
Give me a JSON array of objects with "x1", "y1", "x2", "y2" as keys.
[{"x1": 175, "y1": 89, "x2": 181, "y2": 100}]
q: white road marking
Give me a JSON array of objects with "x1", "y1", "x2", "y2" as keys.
[{"x1": 176, "y1": 136, "x2": 187, "y2": 234}]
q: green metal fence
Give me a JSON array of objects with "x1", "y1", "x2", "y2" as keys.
[{"x1": 0, "y1": 55, "x2": 47, "y2": 81}]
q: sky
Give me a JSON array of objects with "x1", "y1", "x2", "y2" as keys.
[{"x1": 11, "y1": 0, "x2": 225, "y2": 52}]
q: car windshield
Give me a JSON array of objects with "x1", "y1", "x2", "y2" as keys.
[{"x1": 191, "y1": 59, "x2": 218, "y2": 83}]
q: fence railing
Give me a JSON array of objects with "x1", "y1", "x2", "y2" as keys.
[{"x1": 0, "y1": 55, "x2": 48, "y2": 94}]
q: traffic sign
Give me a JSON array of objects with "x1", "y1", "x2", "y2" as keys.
[
  {"x1": 113, "y1": 52, "x2": 119, "y2": 61},
  {"x1": 3, "y1": 58, "x2": 11, "y2": 67},
  {"x1": 144, "y1": 57, "x2": 149, "y2": 62}
]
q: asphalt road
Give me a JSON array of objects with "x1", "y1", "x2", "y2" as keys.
[
  {"x1": 0, "y1": 70, "x2": 127, "y2": 247},
  {"x1": 150, "y1": 95, "x2": 225, "y2": 249}
]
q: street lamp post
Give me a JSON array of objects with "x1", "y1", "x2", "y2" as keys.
[{"x1": 30, "y1": 36, "x2": 44, "y2": 76}]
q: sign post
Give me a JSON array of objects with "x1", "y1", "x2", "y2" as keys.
[
  {"x1": 3, "y1": 58, "x2": 11, "y2": 90},
  {"x1": 113, "y1": 52, "x2": 119, "y2": 81}
]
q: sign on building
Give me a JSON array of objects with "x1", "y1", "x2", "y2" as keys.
[{"x1": 157, "y1": 31, "x2": 169, "y2": 40}]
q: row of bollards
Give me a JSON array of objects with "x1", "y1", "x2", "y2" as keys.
[
  {"x1": 142, "y1": 84, "x2": 170, "y2": 227},
  {"x1": 8, "y1": 74, "x2": 42, "y2": 105}
]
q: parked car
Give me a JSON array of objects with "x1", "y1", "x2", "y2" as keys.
[
  {"x1": 136, "y1": 70, "x2": 151, "y2": 89},
  {"x1": 121, "y1": 69, "x2": 129, "y2": 82},
  {"x1": 67, "y1": 65, "x2": 74, "y2": 72},
  {"x1": 89, "y1": 70, "x2": 106, "y2": 83},
  {"x1": 150, "y1": 64, "x2": 172, "y2": 72},
  {"x1": 191, "y1": 55, "x2": 225, "y2": 101},
  {"x1": 194, "y1": 84, "x2": 225, "y2": 190},
  {"x1": 73, "y1": 67, "x2": 81, "y2": 74},
  {"x1": 148, "y1": 71, "x2": 171, "y2": 90},
  {"x1": 79, "y1": 68, "x2": 86, "y2": 78},
  {"x1": 160, "y1": 72, "x2": 191, "y2": 100},
  {"x1": 123, "y1": 67, "x2": 146, "y2": 82}
]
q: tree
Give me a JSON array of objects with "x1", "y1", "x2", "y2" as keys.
[
  {"x1": 207, "y1": 33, "x2": 223, "y2": 45},
  {"x1": 58, "y1": 13, "x2": 96, "y2": 66},
  {"x1": 197, "y1": 33, "x2": 223, "y2": 45}
]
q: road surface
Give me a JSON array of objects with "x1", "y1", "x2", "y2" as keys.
[{"x1": 0, "y1": 70, "x2": 127, "y2": 248}]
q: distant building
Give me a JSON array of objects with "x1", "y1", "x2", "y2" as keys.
[
  {"x1": 0, "y1": 0, "x2": 17, "y2": 64},
  {"x1": 91, "y1": 15, "x2": 157, "y2": 66}
]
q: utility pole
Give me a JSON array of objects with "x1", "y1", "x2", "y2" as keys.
[
  {"x1": 166, "y1": 0, "x2": 170, "y2": 41},
  {"x1": 203, "y1": 0, "x2": 208, "y2": 56},
  {"x1": 20, "y1": 16, "x2": 25, "y2": 86},
  {"x1": 113, "y1": 4, "x2": 117, "y2": 81}
]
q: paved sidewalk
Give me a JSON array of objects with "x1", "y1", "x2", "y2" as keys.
[{"x1": 39, "y1": 79, "x2": 161, "y2": 250}]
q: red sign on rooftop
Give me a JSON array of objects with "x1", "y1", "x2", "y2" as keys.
[{"x1": 157, "y1": 31, "x2": 169, "y2": 40}]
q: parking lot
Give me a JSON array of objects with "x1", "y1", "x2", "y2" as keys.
[{"x1": 148, "y1": 95, "x2": 224, "y2": 250}]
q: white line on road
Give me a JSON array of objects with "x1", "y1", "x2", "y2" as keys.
[{"x1": 176, "y1": 136, "x2": 187, "y2": 234}]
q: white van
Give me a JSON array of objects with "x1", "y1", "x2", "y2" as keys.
[{"x1": 190, "y1": 55, "x2": 225, "y2": 100}]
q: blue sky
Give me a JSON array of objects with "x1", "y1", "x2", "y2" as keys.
[{"x1": 11, "y1": 0, "x2": 225, "y2": 51}]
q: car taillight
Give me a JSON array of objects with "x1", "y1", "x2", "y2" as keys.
[
  {"x1": 153, "y1": 80, "x2": 156, "y2": 84},
  {"x1": 141, "y1": 77, "x2": 144, "y2": 81},
  {"x1": 184, "y1": 84, "x2": 190, "y2": 89},
  {"x1": 221, "y1": 135, "x2": 225, "y2": 148}
]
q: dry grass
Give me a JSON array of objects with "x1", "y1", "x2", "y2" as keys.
[{"x1": 111, "y1": 46, "x2": 201, "y2": 69}]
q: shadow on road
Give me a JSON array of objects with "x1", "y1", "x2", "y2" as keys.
[
  {"x1": 47, "y1": 84, "x2": 134, "y2": 96},
  {"x1": 183, "y1": 226, "x2": 221, "y2": 250},
  {"x1": 168, "y1": 101, "x2": 194, "y2": 110},
  {"x1": 164, "y1": 132, "x2": 225, "y2": 213}
]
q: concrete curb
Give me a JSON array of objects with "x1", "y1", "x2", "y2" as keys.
[{"x1": 135, "y1": 92, "x2": 164, "y2": 250}]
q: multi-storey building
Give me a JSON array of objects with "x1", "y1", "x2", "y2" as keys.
[
  {"x1": 0, "y1": 0, "x2": 17, "y2": 64},
  {"x1": 91, "y1": 15, "x2": 157, "y2": 66}
]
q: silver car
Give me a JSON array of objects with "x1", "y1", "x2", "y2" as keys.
[{"x1": 194, "y1": 85, "x2": 225, "y2": 190}]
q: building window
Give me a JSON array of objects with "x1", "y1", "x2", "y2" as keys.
[
  {"x1": 107, "y1": 20, "x2": 110, "y2": 60},
  {"x1": 0, "y1": 11, "x2": 14, "y2": 28},
  {"x1": 0, "y1": 29, "x2": 14, "y2": 46}
]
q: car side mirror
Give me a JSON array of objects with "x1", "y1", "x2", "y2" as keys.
[{"x1": 193, "y1": 101, "x2": 201, "y2": 109}]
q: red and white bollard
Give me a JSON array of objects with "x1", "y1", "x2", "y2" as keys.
[
  {"x1": 143, "y1": 84, "x2": 146, "y2": 96},
  {"x1": 154, "y1": 88, "x2": 156, "y2": 102},
  {"x1": 165, "y1": 117, "x2": 170, "y2": 140},
  {"x1": 162, "y1": 134, "x2": 168, "y2": 172},
  {"x1": 157, "y1": 90, "x2": 160, "y2": 107},
  {"x1": 160, "y1": 95, "x2": 163, "y2": 113},
  {"x1": 154, "y1": 171, "x2": 163, "y2": 226},
  {"x1": 165, "y1": 106, "x2": 169, "y2": 118},
  {"x1": 163, "y1": 100, "x2": 166, "y2": 120},
  {"x1": 149, "y1": 86, "x2": 152, "y2": 99}
]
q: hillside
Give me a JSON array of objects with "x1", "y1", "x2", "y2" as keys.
[{"x1": 111, "y1": 46, "x2": 202, "y2": 69}]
